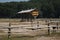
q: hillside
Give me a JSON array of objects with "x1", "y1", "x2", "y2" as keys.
[{"x1": 0, "y1": 0, "x2": 60, "y2": 18}]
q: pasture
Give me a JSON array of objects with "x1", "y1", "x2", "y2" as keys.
[{"x1": 0, "y1": 18, "x2": 60, "y2": 40}]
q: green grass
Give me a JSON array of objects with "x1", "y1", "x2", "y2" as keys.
[
  {"x1": 0, "y1": 32, "x2": 60, "y2": 40},
  {"x1": 0, "y1": 35, "x2": 35, "y2": 40}
]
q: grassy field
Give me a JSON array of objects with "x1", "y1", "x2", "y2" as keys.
[
  {"x1": 0, "y1": 18, "x2": 60, "y2": 40},
  {"x1": 1, "y1": 36, "x2": 34, "y2": 40},
  {"x1": 0, "y1": 32, "x2": 60, "y2": 40}
]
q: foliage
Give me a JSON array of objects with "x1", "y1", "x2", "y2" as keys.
[{"x1": 0, "y1": 0, "x2": 60, "y2": 18}]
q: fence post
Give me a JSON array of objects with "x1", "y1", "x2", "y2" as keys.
[
  {"x1": 57, "y1": 22, "x2": 58, "y2": 30},
  {"x1": 8, "y1": 28, "x2": 11, "y2": 40},
  {"x1": 48, "y1": 23, "x2": 50, "y2": 35},
  {"x1": 8, "y1": 23, "x2": 11, "y2": 40}
]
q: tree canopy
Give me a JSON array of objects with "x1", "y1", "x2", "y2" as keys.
[{"x1": 0, "y1": 0, "x2": 60, "y2": 18}]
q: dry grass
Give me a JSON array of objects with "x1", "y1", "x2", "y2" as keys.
[{"x1": 0, "y1": 18, "x2": 60, "y2": 40}]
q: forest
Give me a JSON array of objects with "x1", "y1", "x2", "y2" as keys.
[{"x1": 0, "y1": 0, "x2": 60, "y2": 18}]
